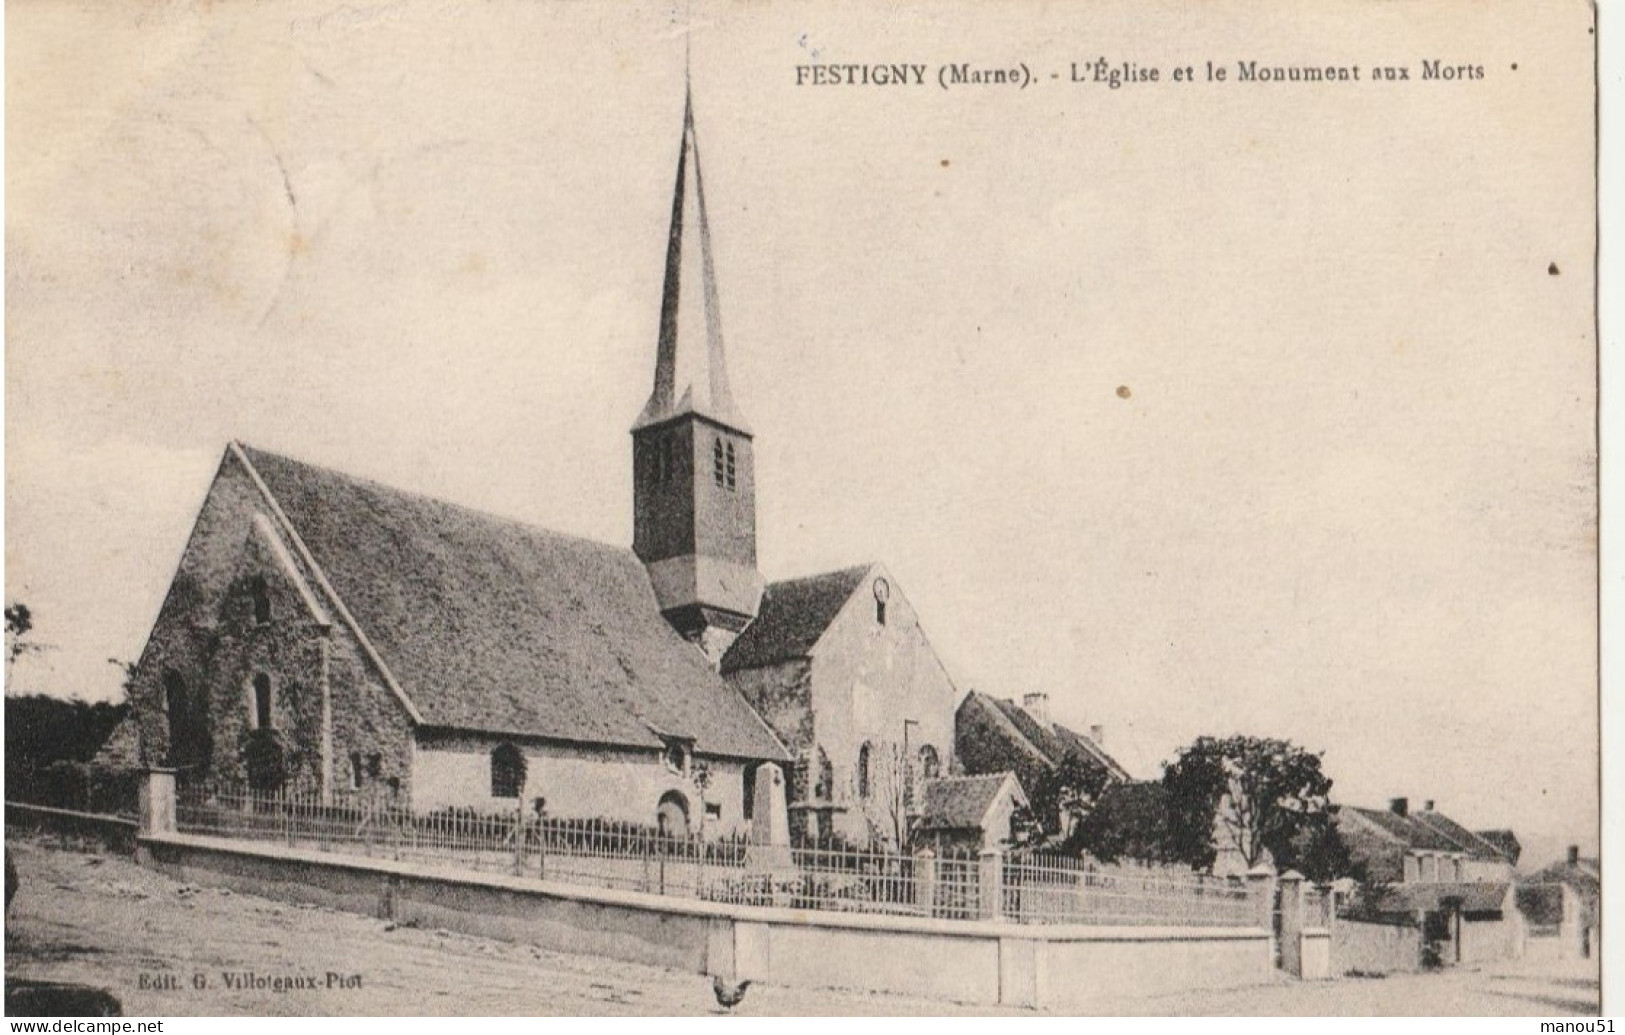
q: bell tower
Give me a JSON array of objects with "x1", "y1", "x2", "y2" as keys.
[{"x1": 632, "y1": 92, "x2": 763, "y2": 663}]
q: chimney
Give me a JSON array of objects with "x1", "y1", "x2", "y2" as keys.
[
  {"x1": 1423, "y1": 800, "x2": 1435, "y2": 812},
  {"x1": 1089, "y1": 724, "x2": 1105, "y2": 747},
  {"x1": 1568, "y1": 845, "x2": 1580, "y2": 865},
  {"x1": 1389, "y1": 797, "x2": 1409, "y2": 817},
  {"x1": 1021, "y1": 693, "x2": 1050, "y2": 726}
]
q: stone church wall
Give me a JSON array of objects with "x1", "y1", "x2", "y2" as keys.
[
  {"x1": 808, "y1": 570, "x2": 957, "y2": 847},
  {"x1": 128, "y1": 449, "x2": 415, "y2": 800},
  {"x1": 412, "y1": 733, "x2": 753, "y2": 836}
]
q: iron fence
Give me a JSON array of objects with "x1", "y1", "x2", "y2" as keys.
[
  {"x1": 173, "y1": 786, "x2": 1259, "y2": 927},
  {"x1": 1003, "y1": 851, "x2": 1258, "y2": 927}
]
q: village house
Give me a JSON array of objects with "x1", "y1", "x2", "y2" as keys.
[
  {"x1": 1339, "y1": 798, "x2": 1517, "y2": 885},
  {"x1": 914, "y1": 773, "x2": 1029, "y2": 854},
  {"x1": 121, "y1": 95, "x2": 959, "y2": 842},
  {"x1": 954, "y1": 691, "x2": 1128, "y2": 819},
  {"x1": 1337, "y1": 798, "x2": 1523, "y2": 965},
  {"x1": 1518, "y1": 846, "x2": 1601, "y2": 961}
]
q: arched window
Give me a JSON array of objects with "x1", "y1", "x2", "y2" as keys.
[
  {"x1": 857, "y1": 743, "x2": 872, "y2": 799},
  {"x1": 490, "y1": 743, "x2": 525, "y2": 799},
  {"x1": 244, "y1": 732, "x2": 284, "y2": 793},
  {"x1": 713, "y1": 437, "x2": 726, "y2": 486},
  {"x1": 918, "y1": 744, "x2": 941, "y2": 781},
  {"x1": 815, "y1": 747, "x2": 834, "y2": 800},
  {"x1": 251, "y1": 576, "x2": 272, "y2": 625},
  {"x1": 643, "y1": 443, "x2": 659, "y2": 486},
  {"x1": 252, "y1": 673, "x2": 273, "y2": 730},
  {"x1": 164, "y1": 671, "x2": 203, "y2": 768}
]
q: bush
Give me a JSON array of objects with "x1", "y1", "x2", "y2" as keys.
[{"x1": 33, "y1": 760, "x2": 90, "y2": 810}]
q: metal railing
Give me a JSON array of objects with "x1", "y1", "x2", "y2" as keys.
[
  {"x1": 173, "y1": 786, "x2": 1259, "y2": 927},
  {"x1": 1003, "y1": 851, "x2": 1258, "y2": 927}
]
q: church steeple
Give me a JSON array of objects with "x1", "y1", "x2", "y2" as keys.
[
  {"x1": 632, "y1": 92, "x2": 763, "y2": 664},
  {"x1": 633, "y1": 91, "x2": 749, "y2": 434}
]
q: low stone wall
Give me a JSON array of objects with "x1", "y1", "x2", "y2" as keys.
[
  {"x1": 1458, "y1": 914, "x2": 1523, "y2": 964},
  {"x1": 137, "y1": 832, "x2": 1273, "y2": 1010},
  {"x1": 1330, "y1": 917, "x2": 1421, "y2": 975},
  {"x1": 5, "y1": 803, "x2": 139, "y2": 855}
]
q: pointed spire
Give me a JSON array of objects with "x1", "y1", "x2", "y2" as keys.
[{"x1": 633, "y1": 89, "x2": 750, "y2": 433}]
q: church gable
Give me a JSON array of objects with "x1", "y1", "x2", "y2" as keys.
[
  {"x1": 127, "y1": 445, "x2": 416, "y2": 789},
  {"x1": 720, "y1": 565, "x2": 873, "y2": 674}
]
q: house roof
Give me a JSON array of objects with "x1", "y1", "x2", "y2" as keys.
[
  {"x1": 1049, "y1": 718, "x2": 1133, "y2": 783},
  {"x1": 916, "y1": 773, "x2": 1023, "y2": 832},
  {"x1": 1382, "y1": 881, "x2": 1511, "y2": 915},
  {"x1": 958, "y1": 690, "x2": 1132, "y2": 785},
  {"x1": 1525, "y1": 860, "x2": 1602, "y2": 901},
  {"x1": 1341, "y1": 806, "x2": 1463, "y2": 853},
  {"x1": 719, "y1": 565, "x2": 872, "y2": 673},
  {"x1": 1408, "y1": 810, "x2": 1509, "y2": 861},
  {"x1": 1474, "y1": 829, "x2": 1522, "y2": 866},
  {"x1": 238, "y1": 445, "x2": 789, "y2": 762}
]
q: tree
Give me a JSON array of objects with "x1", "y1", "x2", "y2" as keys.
[
  {"x1": 5, "y1": 601, "x2": 51, "y2": 676},
  {"x1": 1161, "y1": 735, "x2": 1339, "y2": 873},
  {"x1": 1281, "y1": 812, "x2": 1358, "y2": 883},
  {"x1": 1073, "y1": 780, "x2": 1179, "y2": 864},
  {"x1": 1026, "y1": 756, "x2": 1112, "y2": 843},
  {"x1": 861, "y1": 740, "x2": 915, "y2": 850}
]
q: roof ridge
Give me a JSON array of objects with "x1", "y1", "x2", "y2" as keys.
[{"x1": 235, "y1": 442, "x2": 628, "y2": 557}]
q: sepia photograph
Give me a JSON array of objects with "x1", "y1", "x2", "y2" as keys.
[{"x1": 3, "y1": 0, "x2": 1604, "y2": 1018}]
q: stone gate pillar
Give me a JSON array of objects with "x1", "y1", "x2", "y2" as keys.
[
  {"x1": 1278, "y1": 869, "x2": 1306, "y2": 976},
  {"x1": 914, "y1": 848, "x2": 937, "y2": 917},
  {"x1": 1245, "y1": 862, "x2": 1278, "y2": 975},
  {"x1": 979, "y1": 846, "x2": 1005, "y2": 921},
  {"x1": 139, "y1": 768, "x2": 177, "y2": 836}
]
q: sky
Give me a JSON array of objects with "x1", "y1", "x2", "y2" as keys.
[{"x1": 4, "y1": 0, "x2": 1600, "y2": 863}]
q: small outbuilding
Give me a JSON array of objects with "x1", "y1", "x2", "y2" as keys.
[{"x1": 915, "y1": 772, "x2": 1028, "y2": 853}]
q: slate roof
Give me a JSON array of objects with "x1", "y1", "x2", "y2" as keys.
[
  {"x1": 1408, "y1": 810, "x2": 1509, "y2": 861},
  {"x1": 917, "y1": 773, "x2": 1023, "y2": 832},
  {"x1": 238, "y1": 445, "x2": 789, "y2": 761},
  {"x1": 1341, "y1": 806, "x2": 1462, "y2": 853},
  {"x1": 719, "y1": 565, "x2": 872, "y2": 673},
  {"x1": 958, "y1": 690, "x2": 1131, "y2": 784}
]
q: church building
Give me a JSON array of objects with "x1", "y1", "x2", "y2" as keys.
[{"x1": 125, "y1": 94, "x2": 957, "y2": 845}]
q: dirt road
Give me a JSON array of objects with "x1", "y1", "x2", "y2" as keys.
[{"x1": 1, "y1": 836, "x2": 1601, "y2": 1016}]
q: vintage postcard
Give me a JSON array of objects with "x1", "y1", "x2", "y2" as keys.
[{"x1": 3, "y1": 0, "x2": 1603, "y2": 1018}]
